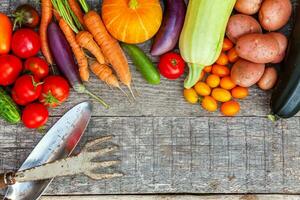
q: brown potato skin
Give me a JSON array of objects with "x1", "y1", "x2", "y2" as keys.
[
  {"x1": 259, "y1": 0, "x2": 292, "y2": 31},
  {"x1": 236, "y1": 33, "x2": 279, "y2": 64},
  {"x1": 226, "y1": 14, "x2": 262, "y2": 43},
  {"x1": 231, "y1": 59, "x2": 265, "y2": 87},
  {"x1": 235, "y1": 0, "x2": 263, "y2": 15},
  {"x1": 257, "y1": 67, "x2": 278, "y2": 90},
  {"x1": 267, "y1": 32, "x2": 288, "y2": 63}
]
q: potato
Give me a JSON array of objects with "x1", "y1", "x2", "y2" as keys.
[
  {"x1": 226, "y1": 14, "x2": 262, "y2": 43},
  {"x1": 259, "y1": 0, "x2": 292, "y2": 31},
  {"x1": 268, "y1": 32, "x2": 288, "y2": 63},
  {"x1": 235, "y1": 0, "x2": 263, "y2": 15},
  {"x1": 257, "y1": 67, "x2": 278, "y2": 90},
  {"x1": 236, "y1": 33, "x2": 279, "y2": 64},
  {"x1": 231, "y1": 59, "x2": 265, "y2": 87}
]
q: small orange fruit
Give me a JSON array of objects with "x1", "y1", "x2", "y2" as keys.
[
  {"x1": 221, "y1": 100, "x2": 240, "y2": 116},
  {"x1": 198, "y1": 70, "x2": 205, "y2": 82},
  {"x1": 204, "y1": 66, "x2": 212, "y2": 73},
  {"x1": 211, "y1": 88, "x2": 232, "y2": 102},
  {"x1": 220, "y1": 76, "x2": 236, "y2": 90},
  {"x1": 231, "y1": 87, "x2": 249, "y2": 99},
  {"x1": 228, "y1": 48, "x2": 239, "y2": 63},
  {"x1": 183, "y1": 88, "x2": 199, "y2": 104},
  {"x1": 212, "y1": 64, "x2": 230, "y2": 77},
  {"x1": 201, "y1": 96, "x2": 218, "y2": 112},
  {"x1": 194, "y1": 82, "x2": 211, "y2": 96},
  {"x1": 216, "y1": 52, "x2": 229, "y2": 66},
  {"x1": 206, "y1": 74, "x2": 220, "y2": 88},
  {"x1": 222, "y1": 38, "x2": 234, "y2": 51}
]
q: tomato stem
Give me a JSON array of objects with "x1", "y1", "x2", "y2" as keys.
[
  {"x1": 30, "y1": 75, "x2": 43, "y2": 89},
  {"x1": 171, "y1": 59, "x2": 178, "y2": 66},
  {"x1": 42, "y1": 91, "x2": 60, "y2": 107}
]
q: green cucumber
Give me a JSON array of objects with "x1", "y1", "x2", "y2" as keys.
[
  {"x1": 0, "y1": 87, "x2": 21, "y2": 124},
  {"x1": 121, "y1": 43, "x2": 160, "y2": 85}
]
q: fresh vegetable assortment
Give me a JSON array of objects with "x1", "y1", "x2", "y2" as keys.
[
  {"x1": 0, "y1": 0, "x2": 298, "y2": 129},
  {"x1": 182, "y1": 0, "x2": 292, "y2": 117},
  {"x1": 0, "y1": 6, "x2": 71, "y2": 129}
]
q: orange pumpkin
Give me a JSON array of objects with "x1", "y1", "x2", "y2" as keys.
[{"x1": 102, "y1": 0, "x2": 163, "y2": 44}]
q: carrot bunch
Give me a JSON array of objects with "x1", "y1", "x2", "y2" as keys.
[
  {"x1": 183, "y1": 37, "x2": 249, "y2": 117},
  {"x1": 50, "y1": 0, "x2": 133, "y2": 97}
]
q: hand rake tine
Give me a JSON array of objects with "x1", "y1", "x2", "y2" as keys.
[
  {"x1": 83, "y1": 136, "x2": 113, "y2": 152},
  {"x1": 85, "y1": 172, "x2": 124, "y2": 180},
  {"x1": 89, "y1": 160, "x2": 121, "y2": 170},
  {"x1": 90, "y1": 145, "x2": 119, "y2": 156}
]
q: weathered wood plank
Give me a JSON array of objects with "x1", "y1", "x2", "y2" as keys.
[
  {"x1": 38, "y1": 195, "x2": 300, "y2": 200},
  {"x1": 0, "y1": 117, "x2": 300, "y2": 195},
  {"x1": 2, "y1": 194, "x2": 300, "y2": 200}
]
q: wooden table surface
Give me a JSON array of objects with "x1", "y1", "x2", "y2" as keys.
[{"x1": 1, "y1": 0, "x2": 300, "y2": 198}]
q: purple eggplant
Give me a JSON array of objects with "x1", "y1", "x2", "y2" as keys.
[
  {"x1": 151, "y1": 0, "x2": 186, "y2": 56},
  {"x1": 47, "y1": 22, "x2": 109, "y2": 108}
]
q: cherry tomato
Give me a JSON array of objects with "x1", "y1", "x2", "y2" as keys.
[
  {"x1": 221, "y1": 100, "x2": 240, "y2": 116},
  {"x1": 22, "y1": 103, "x2": 49, "y2": 128},
  {"x1": 0, "y1": 13, "x2": 12, "y2": 55},
  {"x1": 201, "y1": 96, "x2": 218, "y2": 112},
  {"x1": 0, "y1": 55, "x2": 22, "y2": 86},
  {"x1": 39, "y1": 76, "x2": 70, "y2": 108},
  {"x1": 14, "y1": 4, "x2": 40, "y2": 28},
  {"x1": 24, "y1": 57, "x2": 49, "y2": 80},
  {"x1": 11, "y1": 28, "x2": 41, "y2": 58},
  {"x1": 222, "y1": 38, "x2": 234, "y2": 51},
  {"x1": 183, "y1": 88, "x2": 199, "y2": 104},
  {"x1": 12, "y1": 75, "x2": 43, "y2": 106},
  {"x1": 158, "y1": 52, "x2": 185, "y2": 80}
]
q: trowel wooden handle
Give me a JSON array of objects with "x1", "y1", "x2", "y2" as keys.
[{"x1": 0, "y1": 172, "x2": 15, "y2": 189}]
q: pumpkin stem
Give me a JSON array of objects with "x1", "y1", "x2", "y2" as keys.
[{"x1": 129, "y1": 0, "x2": 139, "y2": 9}]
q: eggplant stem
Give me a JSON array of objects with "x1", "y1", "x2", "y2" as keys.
[{"x1": 84, "y1": 89, "x2": 110, "y2": 109}]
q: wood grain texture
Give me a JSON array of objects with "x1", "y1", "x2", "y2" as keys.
[
  {"x1": 1, "y1": 117, "x2": 300, "y2": 195},
  {"x1": 39, "y1": 195, "x2": 300, "y2": 200},
  {"x1": 1, "y1": 0, "x2": 300, "y2": 197}
]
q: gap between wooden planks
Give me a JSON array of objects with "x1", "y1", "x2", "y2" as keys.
[{"x1": 40, "y1": 195, "x2": 300, "y2": 200}]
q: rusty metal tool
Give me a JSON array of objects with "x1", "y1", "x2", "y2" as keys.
[{"x1": 0, "y1": 136, "x2": 122, "y2": 189}]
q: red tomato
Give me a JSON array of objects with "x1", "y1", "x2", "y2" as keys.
[
  {"x1": 0, "y1": 13, "x2": 12, "y2": 55},
  {"x1": 11, "y1": 28, "x2": 41, "y2": 58},
  {"x1": 24, "y1": 57, "x2": 49, "y2": 80},
  {"x1": 12, "y1": 75, "x2": 43, "y2": 106},
  {"x1": 39, "y1": 76, "x2": 70, "y2": 108},
  {"x1": 158, "y1": 52, "x2": 185, "y2": 80},
  {"x1": 22, "y1": 103, "x2": 49, "y2": 129},
  {"x1": 0, "y1": 55, "x2": 22, "y2": 86}
]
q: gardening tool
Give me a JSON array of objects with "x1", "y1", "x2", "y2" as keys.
[
  {"x1": 3, "y1": 102, "x2": 93, "y2": 200},
  {"x1": 0, "y1": 136, "x2": 122, "y2": 188}
]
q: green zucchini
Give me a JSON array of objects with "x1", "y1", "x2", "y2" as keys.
[
  {"x1": 270, "y1": 4, "x2": 300, "y2": 118},
  {"x1": 121, "y1": 43, "x2": 160, "y2": 85},
  {"x1": 0, "y1": 87, "x2": 21, "y2": 123}
]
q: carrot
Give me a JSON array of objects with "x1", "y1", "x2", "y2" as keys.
[
  {"x1": 59, "y1": 19, "x2": 89, "y2": 81},
  {"x1": 90, "y1": 61, "x2": 120, "y2": 88},
  {"x1": 76, "y1": 31, "x2": 106, "y2": 65},
  {"x1": 68, "y1": 0, "x2": 85, "y2": 27},
  {"x1": 83, "y1": 11, "x2": 132, "y2": 91},
  {"x1": 40, "y1": 0, "x2": 54, "y2": 65}
]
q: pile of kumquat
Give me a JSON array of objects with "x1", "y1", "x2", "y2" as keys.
[{"x1": 183, "y1": 38, "x2": 249, "y2": 116}]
